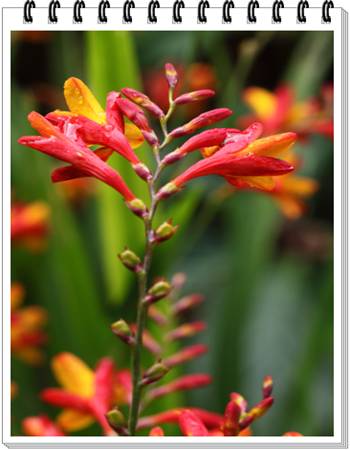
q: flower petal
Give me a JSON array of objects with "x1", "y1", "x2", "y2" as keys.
[
  {"x1": 51, "y1": 353, "x2": 94, "y2": 397},
  {"x1": 245, "y1": 132, "x2": 297, "y2": 158},
  {"x1": 179, "y1": 410, "x2": 209, "y2": 436},
  {"x1": 57, "y1": 409, "x2": 95, "y2": 432},
  {"x1": 243, "y1": 87, "x2": 277, "y2": 120},
  {"x1": 125, "y1": 123, "x2": 145, "y2": 149},
  {"x1": 64, "y1": 77, "x2": 106, "y2": 124}
]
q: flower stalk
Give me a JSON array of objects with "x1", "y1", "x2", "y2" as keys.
[{"x1": 128, "y1": 89, "x2": 176, "y2": 436}]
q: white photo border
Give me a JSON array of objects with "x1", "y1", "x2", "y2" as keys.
[{"x1": 1, "y1": 3, "x2": 347, "y2": 448}]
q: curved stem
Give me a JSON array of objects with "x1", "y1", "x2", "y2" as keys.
[{"x1": 128, "y1": 93, "x2": 175, "y2": 436}]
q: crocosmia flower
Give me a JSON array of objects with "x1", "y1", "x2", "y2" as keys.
[
  {"x1": 11, "y1": 201, "x2": 50, "y2": 251},
  {"x1": 158, "y1": 129, "x2": 296, "y2": 198},
  {"x1": 41, "y1": 353, "x2": 131, "y2": 434},
  {"x1": 241, "y1": 85, "x2": 333, "y2": 139},
  {"x1": 11, "y1": 283, "x2": 47, "y2": 365}
]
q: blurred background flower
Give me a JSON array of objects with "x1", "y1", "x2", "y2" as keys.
[{"x1": 11, "y1": 30, "x2": 333, "y2": 436}]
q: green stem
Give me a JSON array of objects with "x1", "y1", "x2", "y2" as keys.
[{"x1": 128, "y1": 91, "x2": 175, "y2": 436}]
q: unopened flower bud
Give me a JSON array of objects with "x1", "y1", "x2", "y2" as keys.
[
  {"x1": 169, "y1": 108, "x2": 232, "y2": 138},
  {"x1": 111, "y1": 319, "x2": 135, "y2": 345},
  {"x1": 142, "y1": 130, "x2": 159, "y2": 147},
  {"x1": 166, "y1": 321, "x2": 206, "y2": 341},
  {"x1": 153, "y1": 220, "x2": 178, "y2": 243},
  {"x1": 141, "y1": 362, "x2": 169, "y2": 386},
  {"x1": 126, "y1": 198, "x2": 148, "y2": 218},
  {"x1": 156, "y1": 182, "x2": 180, "y2": 201},
  {"x1": 262, "y1": 375, "x2": 273, "y2": 399},
  {"x1": 149, "y1": 305, "x2": 168, "y2": 325},
  {"x1": 149, "y1": 426, "x2": 165, "y2": 436},
  {"x1": 173, "y1": 294, "x2": 204, "y2": 315},
  {"x1": 239, "y1": 397, "x2": 274, "y2": 429},
  {"x1": 116, "y1": 98, "x2": 152, "y2": 132},
  {"x1": 163, "y1": 344, "x2": 207, "y2": 368},
  {"x1": 106, "y1": 408, "x2": 126, "y2": 428},
  {"x1": 223, "y1": 399, "x2": 242, "y2": 436},
  {"x1": 121, "y1": 88, "x2": 165, "y2": 119},
  {"x1": 147, "y1": 374, "x2": 212, "y2": 401},
  {"x1": 106, "y1": 408, "x2": 128, "y2": 435},
  {"x1": 133, "y1": 163, "x2": 152, "y2": 181},
  {"x1": 118, "y1": 248, "x2": 142, "y2": 272},
  {"x1": 165, "y1": 63, "x2": 178, "y2": 88},
  {"x1": 174, "y1": 89, "x2": 215, "y2": 105},
  {"x1": 162, "y1": 149, "x2": 184, "y2": 165},
  {"x1": 171, "y1": 272, "x2": 187, "y2": 290},
  {"x1": 144, "y1": 279, "x2": 172, "y2": 304}
]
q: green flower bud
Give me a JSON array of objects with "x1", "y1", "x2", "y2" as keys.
[
  {"x1": 118, "y1": 248, "x2": 142, "y2": 272},
  {"x1": 141, "y1": 362, "x2": 169, "y2": 386}
]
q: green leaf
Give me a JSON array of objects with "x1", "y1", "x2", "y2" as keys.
[{"x1": 85, "y1": 31, "x2": 150, "y2": 305}]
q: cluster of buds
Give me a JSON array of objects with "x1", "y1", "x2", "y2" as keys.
[{"x1": 110, "y1": 273, "x2": 210, "y2": 408}]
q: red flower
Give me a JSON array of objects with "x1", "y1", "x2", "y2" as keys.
[
  {"x1": 11, "y1": 200, "x2": 50, "y2": 252},
  {"x1": 158, "y1": 131, "x2": 296, "y2": 199},
  {"x1": 40, "y1": 353, "x2": 130, "y2": 435},
  {"x1": 18, "y1": 113, "x2": 147, "y2": 215},
  {"x1": 241, "y1": 84, "x2": 333, "y2": 139}
]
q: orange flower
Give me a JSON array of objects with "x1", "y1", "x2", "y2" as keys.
[
  {"x1": 11, "y1": 283, "x2": 47, "y2": 365},
  {"x1": 158, "y1": 131, "x2": 296, "y2": 200},
  {"x1": 41, "y1": 353, "x2": 131, "y2": 434},
  {"x1": 11, "y1": 201, "x2": 50, "y2": 251},
  {"x1": 241, "y1": 85, "x2": 333, "y2": 139},
  {"x1": 22, "y1": 415, "x2": 64, "y2": 436}
]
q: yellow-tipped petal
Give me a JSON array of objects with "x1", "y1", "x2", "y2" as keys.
[
  {"x1": 245, "y1": 132, "x2": 297, "y2": 158},
  {"x1": 243, "y1": 87, "x2": 277, "y2": 120},
  {"x1": 64, "y1": 77, "x2": 106, "y2": 124},
  {"x1": 125, "y1": 123, "x2": 144, "y2": 149},
  {"x1": 11, "y1": 283, "x2": 25, "y2": 311},
  {"x1": 238, "y1": 176, "x2": 275, "y2": 191},
  {"x1": 57, "y1": 409, "x2": 94, "y2": 432},
  {"x1": 201, "y1": 145, "x2": 220, "y2": 158},
  {"x1": 281, "y1": 176, "x2": 319, "y2": 197},
  {"x1": 52, "y1": 353, "x2": 94, "y2": 397}
]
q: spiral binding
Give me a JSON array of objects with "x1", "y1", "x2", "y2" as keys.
[
  {"x1": 98, "y1": 0, "x2": 110, "y2": 23},
  {"x1": 73, "y1": 0, "x2": 85, "y2": 23},
  {"x1": 222, "y1": 0, "x2": 234, "y2": 23},
  {"x1": 123, "y1": 0, "x2": 135, "y2": 23},
  {"x1": 48, "y1": 0, "x2": 60, "y2": 23},
  {"x1": 173, "y1": 0, "x2": 185, "y2": 23},
  {"x1": 198, "y1": 0, "x2": 209, "y2": 23},
  {"x1": 272, "y1": 0, "x2": 284, "y2": 22},
  {"x1": 22, "y1": 0, "x2": 335, "y2": 26},
  {"x1": 322, "y1": 0, "x2": 334, "y2": 22},
  {"x1": 247, "y1": 0, "x2": 259, "y2": 23},
  {"x1": 297, "y1": 0, "x2": 309, "y2": 23},
  {"x1": 23, "y1": 0, "x2": 35, "y2": 23}
]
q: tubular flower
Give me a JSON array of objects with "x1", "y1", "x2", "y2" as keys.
[
  {"x1": 140, "y1": 376, "x2": 274, "y2": 436},
  {"x1": 158, "y1": 131, "x2": 296, "y2": 199},
  {"x1": 11, "y1": 283, "x2": 47, "y2": 365},
  {"x1": 11, "y1": 201, "x2": 50, "y2": 251},
  {"x1": 241, "y1": 85, "x2": 333, "y2": 139},
  {"x1": 40, "y1": 353, "x2": 130, "y2": 435},
  {"x1": 147, "y1": 374, "x2": 212, "y2": 402},
  {"x1": 45, "y1": 77, "x2": 151, "y2": 181},
  {"x1": 55, "y1": 77, "x2": 144, "y2": 148},
  {"x1": 18, "y1": 113, "x2": 147, "y2": 214},
  {"x1": 22, "y1": 416, "x2": 65, "y2": 436}
]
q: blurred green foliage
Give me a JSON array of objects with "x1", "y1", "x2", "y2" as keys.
[{"x1": 11, "y1": 31, "x2": 333, "y2": 436}]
